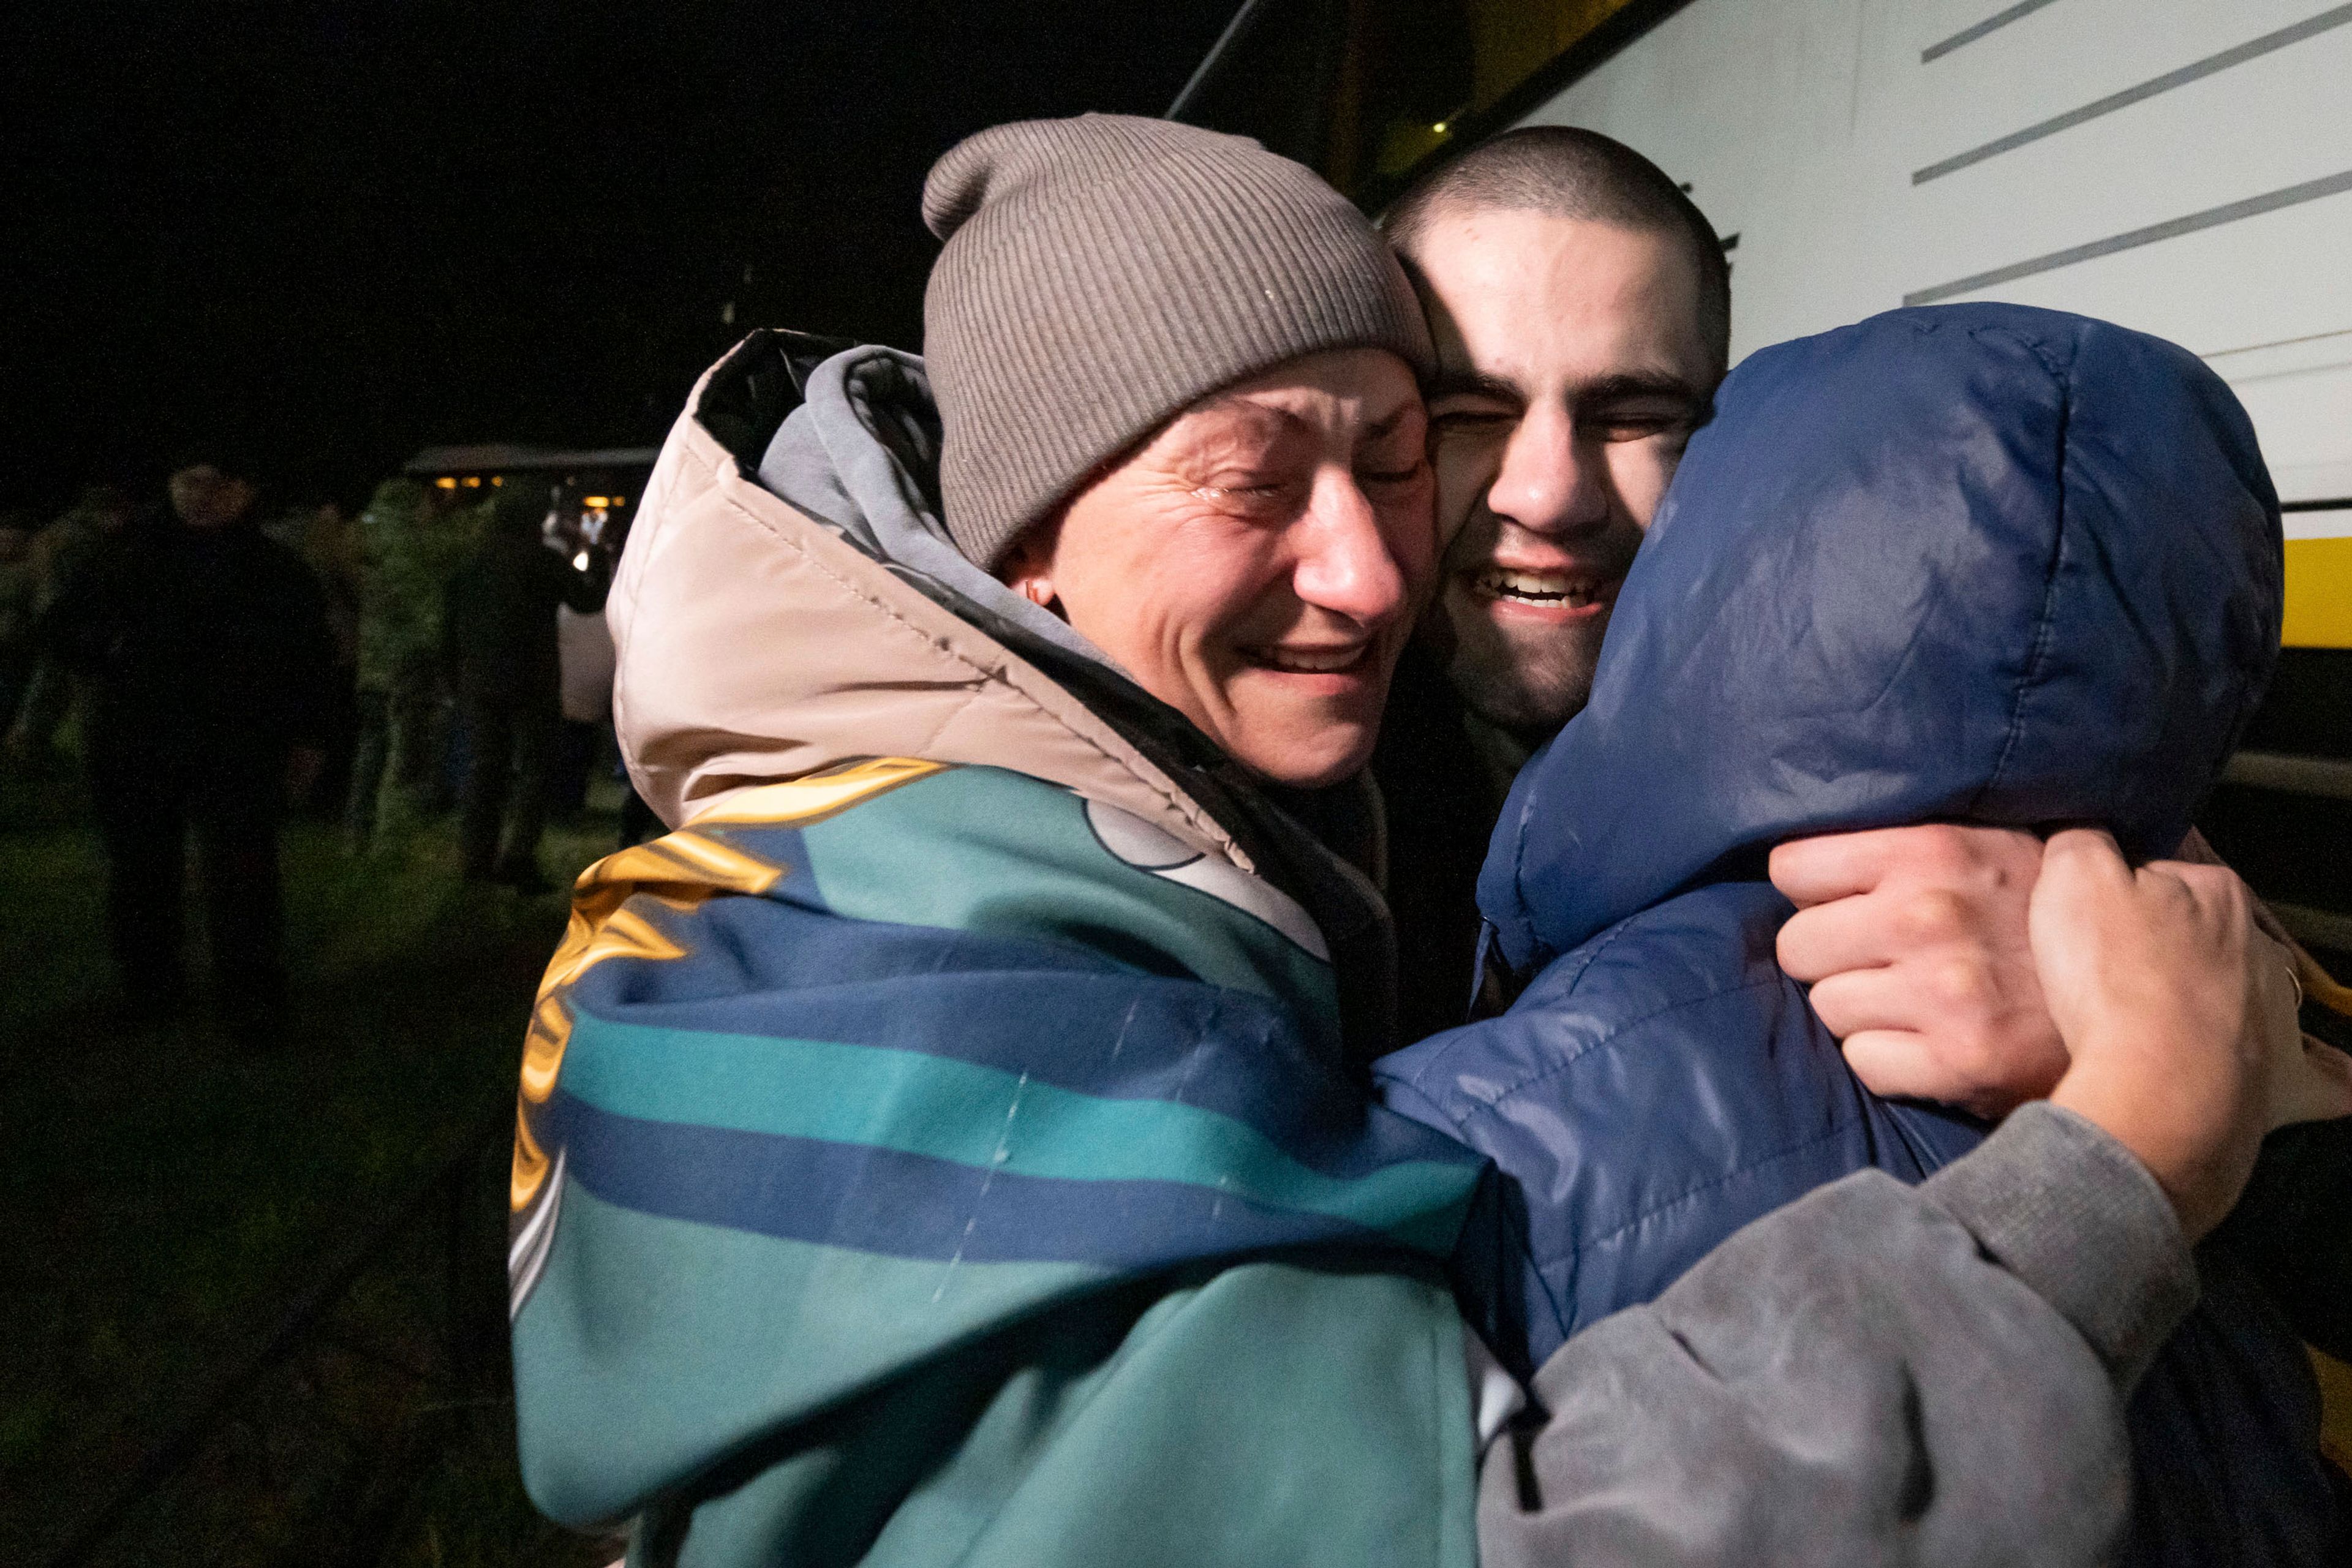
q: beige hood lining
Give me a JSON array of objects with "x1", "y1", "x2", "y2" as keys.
[{"x1": 608, "y1": 337, "x2": 1248, "y2": 872}]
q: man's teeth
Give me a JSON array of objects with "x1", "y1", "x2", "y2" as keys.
[
  {"x1": 1479, "y1": 569, "x2": 1600, "y2": 606},
  {"x1": 1259, "y1": 645, "x2": 1366, "y2": 673}
]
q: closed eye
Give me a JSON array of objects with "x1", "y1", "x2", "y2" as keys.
[
  {"x1": 1590, "y1": 409, "x2": 1695, "y2": 442},
  {"x1": 1359, "y1": 458, "x2": 1430, "y2": 486},
  {"x1": 1428, "y1": 398, "x2": 1518, "y2": 435},
  {"x1": 1577, "y1": 379, "x2": 1709, "y2": 443}
]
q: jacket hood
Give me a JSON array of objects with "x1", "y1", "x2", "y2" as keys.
[
  {"x1": 1481, "y1": 303, "x2": 2283, "y2": 975},
  {"x1": 610, "y1": 329, "x2": 1404, "y2": 1053},
  {"x1": 609, "y1": 331, "x2": 1245, "y2": 861}
]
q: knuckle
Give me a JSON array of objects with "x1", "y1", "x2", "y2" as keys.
[
  {"x1": 1776, "y1": 929, "x2": 1815, "y2": 979},
  {"x1": 1894, "y1": 889, "x2": 1969, "y2": 944},
  {"x1": 1929, "y1": 955, "x2": 1993, "y2": 1009},
  {"x1": 1803, "y1": 973, "x2": 1855, "y2": 1027},
  {"x1": 1842, "y1": 1036, "x2": 1943, "y2": 1101}
]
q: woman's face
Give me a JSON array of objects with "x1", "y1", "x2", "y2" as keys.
[{"x1": 1001, "y1": 348, "x2": 1434, "y2": 789}]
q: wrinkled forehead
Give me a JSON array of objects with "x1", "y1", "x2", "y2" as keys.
[
  {"x1": 1408, "y1": 207, "x2": 1710, "y2": 395},
  {"x1": 1141, "y1": 347, "x2": 1427, "y2": 456}
]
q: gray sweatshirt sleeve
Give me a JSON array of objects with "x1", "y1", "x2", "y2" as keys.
[{"x1": 1480, "y1": 1102, "x2": 2197, "y2": 1568}]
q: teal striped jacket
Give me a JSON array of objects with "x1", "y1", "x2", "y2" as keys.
[{"x1": 510, "y1": 756, "x2": 1488, "y2": 1567}]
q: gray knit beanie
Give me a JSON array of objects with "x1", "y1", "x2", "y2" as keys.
[{"x1": 921, "y1": 114, "x2": 1434, "y2": 570}]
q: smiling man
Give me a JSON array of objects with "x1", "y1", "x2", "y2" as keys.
[
  {"x1": 1396, "y1": 134, "x2": 1724, "y2": 742},
  {"x1": 1373, "y1": 127, "x2": 1730, "y2": 1037},
  {"x1": 1368, "y1": 128, "x2": 2145, "y2": 1116}
]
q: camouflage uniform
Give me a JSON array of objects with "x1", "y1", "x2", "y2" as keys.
[{"x1": 344, "y1": 479, "x2": 475, "y2": 844}]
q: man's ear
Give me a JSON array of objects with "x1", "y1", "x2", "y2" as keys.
[{"x1": 997, "y1": 516, "x2": 1064, "y2": 614}]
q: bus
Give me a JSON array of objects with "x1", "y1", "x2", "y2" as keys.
[{"x1": 1182, "y1": 0, "x2": 2351, "y2": 959}]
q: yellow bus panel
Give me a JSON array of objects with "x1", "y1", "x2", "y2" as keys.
[{"x1": 2284, "y1": 537, "x2": 2352, "y2": 650}]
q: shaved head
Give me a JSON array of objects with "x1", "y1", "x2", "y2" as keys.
[
  {"x1": 1385, "y1": 126, "x2": 1729, "y2": 378},
  {"x1": 1387, "y1": 127, "x2": 1730, "y2": 741}
]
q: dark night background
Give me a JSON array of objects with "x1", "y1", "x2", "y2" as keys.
[
  {"x1": 3, "y1": 2, "x2": 1241, "y2": 514},
  {"x1": 4, "y1": 9, "x2": 1273, "y2": 1561}
]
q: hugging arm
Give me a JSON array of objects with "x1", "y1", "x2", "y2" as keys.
[
  {"x1": 1485, "y1": 829, "x2": 2327, "y2": 1567},
  {"x1": 1483, "y1": 1103, "x2": 2187, "y2": 1568},
  {"x1": 1773, "y1": 821, "x2": 2352, "y2": 1347},
  {"x1": 1771, "y1": 823, "x2": 2352, "y2": 1133}
]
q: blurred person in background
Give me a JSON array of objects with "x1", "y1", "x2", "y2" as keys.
[
  {"x1": 47, "y1": 454, "x2": 334, "y2": 1044},
  {"x1": 344, "y1": 477, "x2": 471, "y2": 851},
  {"x1": 295, "y1": 499, "x2": 364, "y2": 815},
  {"x1": 6, "y1": 482, "x2": 135, "y2": 766},
  {"x1": 440, "y1": 480, "x2": 606, "y2": 892},
  {"x1": 551, "y1": 578, "x2": 617, "y2": 821}
]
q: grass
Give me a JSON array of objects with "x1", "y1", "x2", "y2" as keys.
[{"x1": 0, "y1": 758, "x2": 622, "y2": 1568}]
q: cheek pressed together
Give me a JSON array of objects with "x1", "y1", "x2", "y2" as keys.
[
  {"x1": 1001, "y1": 347, "x2": 1436, "y2": 790},
  {"x1": 1402, "y1": 207, "x2": 1716, "y2": 737}
]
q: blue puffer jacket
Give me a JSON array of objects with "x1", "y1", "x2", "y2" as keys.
[{"x1": 1377, "y1": 304, "x2": 2337, "y2": 1564}]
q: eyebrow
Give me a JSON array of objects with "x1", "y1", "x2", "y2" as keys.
[
  {"x1": 1426, "y1": 368, "x2": 1711, "y2": 410},
  {"x1": 1191, "y1": 394, "x2": 1422, "y2": 441},
  {"x1": 1575, "y1": 372, "x2": 1709, "y2": 410},
  {"x1": 1425, "y1": 370, "x2": 1524, "y2": 405}
]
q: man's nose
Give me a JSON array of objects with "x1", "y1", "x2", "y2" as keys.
[
  {"x1": 1487, "y1": 402, "x2": 1609, "y2": 538},
  {"x1": 1291, "y1": 469, "x2": 1409, "y2": 628}
]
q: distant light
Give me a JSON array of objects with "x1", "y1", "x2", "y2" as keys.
[
  {"x1": 490, "y1": 475, "x2": 503, "y2": 486},
  {"x1": 1433, "y1": 121, "x2": 1449, "y2": 134},
  {"x1": 583, "y1": 496, "x2": 610, "y2": 508},
  {"x1": 435, "y1": 476, "x2": 457, "y2": 489},
  {"x1": 572, "y1": 551, "x2": 592, "y2": 570},
  {"x1": 612, "y1": 495, "x2": 627, "y2": 507},
  {"x1": 462, "y1": 475, "x2": 481, "y2": 488}
]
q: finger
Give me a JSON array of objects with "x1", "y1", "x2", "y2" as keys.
[
  {"x1": 1803, "y1": 966, "x2": 1929, "y2": 1039},
  {"x1": 2036, "y1": 827, "x2": 2131, "y2": 896},
  {"x1": 1773, "y1": 823, "x2": 2043, "y2": 909},
  {"x1": 1839, "y1": 1029, "x2": 1970, "y2": 1104},
  {"x1": 2147, "y1": 860, "x2": 2255, "y2": 941},
  {"x1": 2151, "y1": 858, "x2": 2247, "y2": 903},
  {"x1": 1769, "y1": 828, "x2": 1918, "y2": 908},
  {"x1": 1776, "y1": 896, "x2": 1899, "y2": 982}
]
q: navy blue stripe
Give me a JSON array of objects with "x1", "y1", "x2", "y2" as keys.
[
  {"x1": 552, "y1": 1090, "x2": 1404, "y2": 1268},
  {"x1": 562, "y1": 893, "x2": 1479, "y2": 1185}
]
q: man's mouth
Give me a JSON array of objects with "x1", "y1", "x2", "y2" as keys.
[
  {"x1": 1471, "y1": 568, "x2": 1614, "y2": 609},
  {"x1": 1245, "y1": 642, "x2": 1374, "y2": 675}
]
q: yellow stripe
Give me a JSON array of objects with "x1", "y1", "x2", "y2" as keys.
[
  {"x1": 541, "y1": 906, "x2": 687, "y2": 994},
  {"x1": 687, "y1": 757, "x2": 948, "y2": 827},
  {"x1": 519, "y1": 992, "x2": 575, "y2": 1105},
  {"x1": 510, "y1": 760, "x2": 944, "y2": 1210},
  {"x1": 643, "y1": 831, "x2": 789, "y2": 887},
  {"x1": 2283, "y1": 537, "x2": 2352, "y2": 649}
]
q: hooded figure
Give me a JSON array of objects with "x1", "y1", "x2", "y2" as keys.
[{"x1": 1375, "y1": 304, "x2": 2338, "y2": 1564}]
